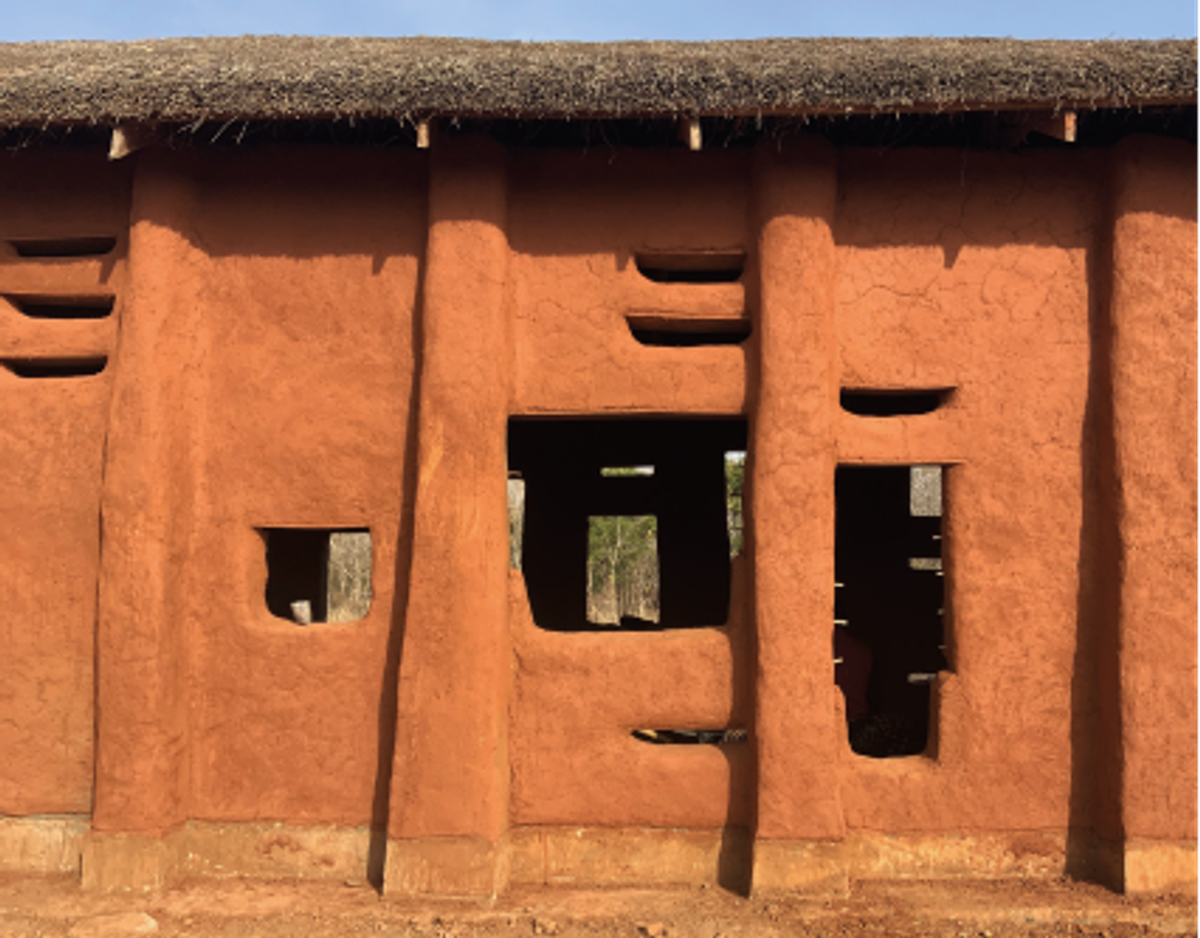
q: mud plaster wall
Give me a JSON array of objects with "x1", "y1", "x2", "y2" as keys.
[
  {"x1": 507, "y1": 150, "x2": 754, "y2": 827},
  {"x1": 0, "y1": 137, "x2": 1193, "y2": 859},
  {"x1": 1110, "y1": 137, "x2": 1197, "y2": 843},
  {"x1": 510, "y1": 150, "x2": 751, "y2": 416},
  {"x1": 0, "y1": 152, "x2": 130, "y2": 815},
  {"x1": 508, "y1": 145, "x2": 1095, "y2": 834},
  {"x1": 834, "y1": 147, "x2": 1097, "y2": 832},
  {"x1": 501, "y1": 141, "x2": 1195, "y2": 842},
  {"x1": 187, "y1": 150, "x2": 425, "y2": 826},
  {"x1": 92, "y1": 148, "x2": 425, "y2": 832}
]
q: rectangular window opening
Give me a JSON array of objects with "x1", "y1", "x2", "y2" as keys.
[
  {"x1": 508, "y1": 417, "x2": 745, "y2": 631},
  {"x1": 261, "y1": 527, "x2": 372, "y2": 625},
  {"x1": 587, "y1": 515, "x2": 660, "y2": 627},
  {"x1": 835, "y1": 465, "x2": 947, "y2": 758}
]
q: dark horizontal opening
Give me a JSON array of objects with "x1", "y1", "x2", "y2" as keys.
[
  {"x1": 5, "y1": 294, "x2": 115, "y2": 319},
  {"x1": 2, "y1": 357, "x2": 108, "y2": 378},
  {"x1": 9, "y1": 237, "x2": 117, "y2": 258},
  {"x1": 635, "y1": 251, "x2": 745, "y2": 284},
  {"x1": 632, "y1": 728, "x2": 748, "y2": 745},
  {"x1": 840, "y1": 389, "x2": 953, "y2": 417},
  {"x1": 627, "y1": 315, "x2": 751, "y2": 347}
]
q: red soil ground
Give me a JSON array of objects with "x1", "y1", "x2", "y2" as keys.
[{"x1": 0, "y1": 874, "x2": 1194, "y2": 938}]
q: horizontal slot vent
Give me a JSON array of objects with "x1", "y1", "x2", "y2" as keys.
[
  {"x1": 635, "y1": 251, "x2": 745, "y2": 284},
  {"x1": 2, "y1": 357, "x2": 108, "y2": 378},
  {"x1": 840, "y1": 389, "x2": 954, "y2": 417},
  {"x1": 9, "y1": 237, "x2": 117, "y2": 258},
  {"x1": 5, "y1": 294, "x2": 115, "y2": 319},
  {"x1": 627, "y1": 314, "x2": 751, "y2": 348},
  {"x1": 633, "y1": 728, "x2": 748, "y2": 745}
]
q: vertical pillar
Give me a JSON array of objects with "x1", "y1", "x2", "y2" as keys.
[
  {"x1": 748, "y1": 138, "x2": 845, "y2": 894},
  {"x1": 385, "y1": 136, "x2": 512, "y2": 898},
  {"x1": 1109, "y1": 136, "x2": 1197, "y2": 893},
  {"x1": 85, "y1": 152, "x2": 204, "y2": 889}
]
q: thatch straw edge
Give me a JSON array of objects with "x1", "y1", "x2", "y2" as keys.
[{"x1": 0, "y1": 36, "x2": 1194, "y2": 127}]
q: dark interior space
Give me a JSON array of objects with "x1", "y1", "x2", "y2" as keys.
[
  {"x1": 633, "y1": 250, "x2": 745, "y2": 284},
  {"x1": 8, "y1": 236, "x2": 117, "y2": 257},
  {"x1": 626, "y1": 314, "x2": 752, "y2": 347},
  {"x1": 261, "y1": 527, "x2": 374, "y2": 625},
  {"x1": 840, "y1": 389, "x2": 952, "y2": 416},
  {"x1": 2, "y1": 103, "x2": 1190, "y2": 157},
  {"x1": 835, "y1": 465, "x2": 947, "y2": 757},
  {"x1": 6, "y1": 294, "x2": 115, "y2": 319},
  {"x1": 263, "y1": 528, "x2": 331, "y2": 623},
  {"x1": 508, "y1": 417, "x2": 747, "y2": 631},
  {"x1": 1, "y1": 356, "x2": 108, "y2": 378}
]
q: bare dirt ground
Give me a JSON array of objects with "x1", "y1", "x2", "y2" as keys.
[{"x1": 0, "y1": 874, "x2": 1195, "y2": 938}]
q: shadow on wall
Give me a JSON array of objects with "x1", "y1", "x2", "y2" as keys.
[{"x1": 367, "y1": 255, "x2": 427, "y2": 890}]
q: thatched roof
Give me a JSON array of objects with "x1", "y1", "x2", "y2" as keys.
[{"x1": 0, "y1": 36, "x2": 1194, "y2": 128}]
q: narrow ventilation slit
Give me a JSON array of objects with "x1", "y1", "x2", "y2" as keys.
[
  {"x1": 601, "y1": 466, "x2": 654, "y2": 477},
  {"x1": 840, "y1": 388, "x2": 953, "y2": 417},
  {"x1": 2, "y1": 357, "x2": 107, "y2": 378},
  {"x1": 632, "y1": 728, "x2": 748, "y2": 745},
  {"x1": 627, "y1": 315, "x2": 752, "y2": 348},
  {"x1": 9, "y1": 237, "x2": 117, "y2": 258},
  {"x1": 634, "y1": 251, "x2": 745, "y2": 284},
  {"x1": 5, "y1": 294, "x2": 116, "y2": 319}
]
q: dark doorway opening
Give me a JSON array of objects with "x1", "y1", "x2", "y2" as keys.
[{"x1": 835, "y1": 465, "x2": 948, "y2": 757}]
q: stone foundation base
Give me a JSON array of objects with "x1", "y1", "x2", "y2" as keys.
[
  {"x1": 751, "y1": 839, "x2": 849, "y2": 896},
  {"x1": 511, "y1": 828, "x2": 1069, "y2": 897},
  {"x1": 81, "y1": 830, "x2": 183, "y2": 891},
  {"x1": 1124, "y1": 838, "x2": 1197, "y2": 895},
  {"x1": 0, "y1": 815, "x2": 90, "y2": 874},
  {"x1": 509, "y1": 826, "x2": 752, "y2": 892},
  {"x1": 5, "y1": 819, "x2": 1186, "y2": 897},
  {"x1": 383, "y1": 836, "x2": 509, "y2": 899},
  {"x1": 81, "y1": 822, "x2": 373, "y2": 891}
]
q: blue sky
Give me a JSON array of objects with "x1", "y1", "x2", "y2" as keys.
[{"x1": 2, "y1": 0, "x2": 1196, "y2": 42}]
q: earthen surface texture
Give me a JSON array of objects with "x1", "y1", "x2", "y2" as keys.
[
  {"x1": 0, "y1": 133, "x2": 1194, "y2": 897},
  {"x1": 0, "y1": 872, "x2": 1196, "y2": 938}
]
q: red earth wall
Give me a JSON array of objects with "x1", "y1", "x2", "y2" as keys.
[{"x1": 0, "y1": 135, "x2": 1193, "y2": 894}]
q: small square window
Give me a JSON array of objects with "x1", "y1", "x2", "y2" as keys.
[{"x1": 261, "y1": 528, "x2": 372, "y2": 624}]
